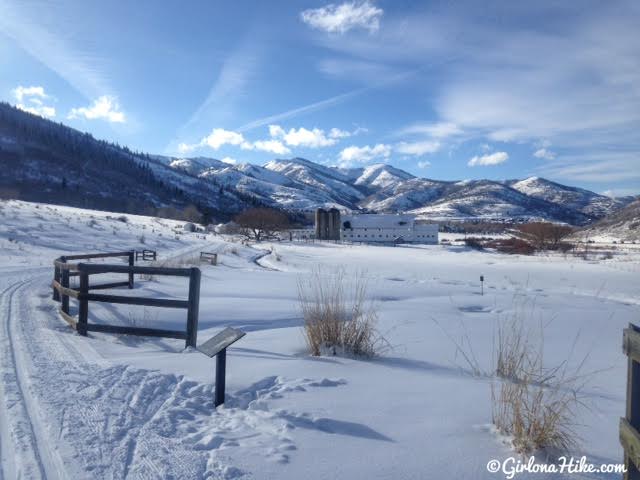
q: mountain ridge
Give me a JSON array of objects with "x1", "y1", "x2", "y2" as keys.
[{"x1": 0, "y1": 102, "x2": 631, "y2": 225}]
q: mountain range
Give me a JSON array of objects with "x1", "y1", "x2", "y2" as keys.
[
  {"x1": 0, "y1": 102, "x2": 635, "y2": 225},
  {"x1": 158, "y1": 155, "x2": 632, "y2": 225}
]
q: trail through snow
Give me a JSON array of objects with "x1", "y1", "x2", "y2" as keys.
[{"x1": 0, "y1": 268, "x2": 346, "y2": 479}]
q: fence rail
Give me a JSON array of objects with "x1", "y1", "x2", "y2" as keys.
[
  {"x1": 200, "y1": 251, "x2": 218, "y2": 265},
  {"x1": 52, "y1": 251, "x2": 200, "y2": 348},
  {"x1": 622, "y1": 323, "x2": 640, "y2": 479},
  {"x1": 136, "y1": 249, "x2": 157, "y2": 262}
]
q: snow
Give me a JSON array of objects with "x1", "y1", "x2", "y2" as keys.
[{"x1": 1, "y1": 199, "x2": 639, "y2": 479}]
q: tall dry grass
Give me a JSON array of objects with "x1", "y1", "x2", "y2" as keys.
[
  {"x1": 297, "y1": 267, "x2": 385, "y2": 358},
  {"x1": 491, "y1": 309, "x2": 591, "y2": 456}
]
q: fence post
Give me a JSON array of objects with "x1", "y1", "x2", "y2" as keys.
[
  {"x1": 61, "y1": 256, "x2": 70, "y2": 314},
  {"x1": 128, "y1": 251, "x2": 135, "y2": 289},
  {"x1": 215, "y1": 348, "x2": 227, "y2": 407},
  {"x1": 185, "y1": 267, "x2": 201, "y2": 348},
  {"x1": 625, "y1": 322, "x2": 640, "y2": 479},
  {"x1": 78, "y1": 265, "x2": 89, "y2": 336},
  {"x1": 53, "y1": 258, "x2": 61, "y2": 301}
]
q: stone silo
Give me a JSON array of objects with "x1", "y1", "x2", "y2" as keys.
[{"x1": 328, "y1": 208, "x2": 341, "y2": 240}]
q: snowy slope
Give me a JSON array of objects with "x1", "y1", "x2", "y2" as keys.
[
  {"x1": 352, "y1": 163, "x2": 415, "y2": 189},
  {"x1": 507, "y1": 177, "x2": 626, "y2": 219},
  {"x1": 1, "y1": 199, "x2": 639, "y2": 479},
  {"x1": 576, "y1": 197, "x2": 640, "y2": 241}
]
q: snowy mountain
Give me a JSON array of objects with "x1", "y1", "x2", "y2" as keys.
[
  {"x1": 577, "y1": 197, "x2": 640, "y2": 241},
  {"x1": 506, "y1": 177, "x2": 623, "y2": 219},
  {"x1": 159, "y1": 156, "x2": 630, "y2": 225},
  {"x1": 0, "y1": 102, "x2": 631, "y2": 225},
  {"x1": 0, "y1": 102, "x2": 260, "y2": 221}
]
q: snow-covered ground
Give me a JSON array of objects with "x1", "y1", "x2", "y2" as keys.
[{"x1": 1, "y1": 200, "x2": 639, "y2": 479}]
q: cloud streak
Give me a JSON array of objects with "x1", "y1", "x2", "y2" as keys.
[{"x1": 0, "y1": 1, "x2": 112, "y2": 99}]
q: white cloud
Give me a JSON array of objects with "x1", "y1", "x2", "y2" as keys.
[
  {"x1": 180, "y1": 123, "x2": 358, "y2": 157},
  {"x1": 395, "y1": 140, "x2": 441, "y2": 156},
  {"x1": 68, "y1": 95, "x2": 125, "y2": 123},
  {"x1": 339, "y1": 143, "x2": 391, "y2": 165},
  {"x1": 243, "y1": 139, "x2": 291, "y2": 155},
  {"x1": 178, "y1": 142, "x2": 196, "y2": 154},
  {"x1": 417, "y1": 160, "x2": 431, "y2": 169},
  {"x1": 221, "y1": 156, "x2": 237, "y2": 165},
  {"x1": 12, "y1": 85, "x2": 56, "y2": 118},
  {"x1": 468, "y1": 151, "x2": 509, "y2": 167},
  {"x1": 16, "y1": 103, "x2": 56, "y2": 118},
  {"x1": 12, "y1": 85, "x2": 47, "y2": 102},
  {"x1": 269, "y1": 125, "x2": 336, "y2": 148},
  {"x1": 199, "y1": 128, "x2": 245, "y2": 150},
  {"x1": 329, "y1": 127, "x2": 352, "y2": 139},
  {"x1": 533, "y1": 148, "x2": 556, "y2": 160},
  {"x1": 301, "y1": 1, "x2": 383, "y2": 34}
]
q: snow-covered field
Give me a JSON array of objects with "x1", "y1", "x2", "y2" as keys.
[{"x1": 1, "y1": 200, "x2": 639, "y2": 479}]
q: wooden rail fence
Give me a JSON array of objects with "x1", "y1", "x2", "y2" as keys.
[
  {"x1": 200, "y1": 251, "x2": 218, "y2": 265},
  {"x1": 136, "y1": 249, "x2": 157, "y2": 261},
  {"x1": 622, "y1": 323, "x2": 640, "y2": 479},
  {"x1": 52, "y1": 251, "x2": 200, "y2": 348}
]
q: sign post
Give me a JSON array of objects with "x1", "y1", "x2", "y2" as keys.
[{"x1": 197, "y1": 327, "x2": 246, "y2": 407}]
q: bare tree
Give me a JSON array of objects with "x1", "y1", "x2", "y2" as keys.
[
  {"x1": 235, "y1": 208, "x2": 290, "y2": 242},
  {"x1": 517, "y1": 222, "x2": 573, "y2": 250},
  {"x1": 182, "y1": 204, "x2": 202, "y2": 224}
]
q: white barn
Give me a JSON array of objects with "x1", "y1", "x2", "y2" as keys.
[{"x1": 340, "y1": 214, "x2": 438, "y2": 244}]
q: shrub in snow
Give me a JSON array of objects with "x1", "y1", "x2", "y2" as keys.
[
  {"x1": 486, "y1": 238, "x2": 536, "y2": 255},
  {"x1": 297, "y1": 267, "x2": 385, "y2": 358},
  {"x1": 464, "y1": 237, "x2": 484, "y2": 250},
  {"x1": 491, "y1": 308, "x2": 588, "y2": 456}
]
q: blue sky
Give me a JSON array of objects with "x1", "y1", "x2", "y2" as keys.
[{"x1": 1, "y1": 0, "x2": 639, "y2": 196}]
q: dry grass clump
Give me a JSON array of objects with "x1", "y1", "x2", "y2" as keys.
[
  {"x1": 297, "y1": 267, "x2": 384, "y2": 358},
  {"x1": 491, "y1": 310, "x2": 590, "y2": 456}
]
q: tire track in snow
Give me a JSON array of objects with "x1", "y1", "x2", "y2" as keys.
[{"x1": 0, "y1": 276, "x2": 66, "y2": 479}]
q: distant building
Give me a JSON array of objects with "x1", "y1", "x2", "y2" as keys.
[
  {"x1": 315, "y1": 208, "x2": 341, "y2": 240},
  {"x1": 341, "y1": 213, "x2": 438, "y2": 244}
]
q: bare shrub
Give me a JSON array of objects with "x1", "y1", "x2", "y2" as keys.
[
  {"x1": 487, "y1": 238, "x2": 536, "y2": 255},
  {"x1": 516, "y1": 222, "x2": 573, "y2": 250},
  {"x1": 297, "y1": 267, "x2": 384, "y2": 357},
  {"x1": 437, "y1": 300, "x2": 592, "y2": 456},
  {"x1": 235, "y1": 208, "x2": 290, "y2": 242},
  {"x1": 491, "y1": 311, "x2": 590, "y2": 455},
  {"x1": 464, "y1": 237, "x2": 484, "y2": 250}
]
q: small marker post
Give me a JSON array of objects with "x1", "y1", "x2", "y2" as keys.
[
  {"x1": 196, "y1": 327, "x2": 246, "y2": 408},
  {"x1": 480, "y1": 275, "x2": 484, "y2": 296}
]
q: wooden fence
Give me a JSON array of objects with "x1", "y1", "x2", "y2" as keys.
[
  {"x1": 200, "y1": 251, "x2": 218, "y2": 265},
  {"x1": 52, "y1": 251, "x2": 200, "y2": 348},
  {"x1": 136, "y1": 249, "x2": 157, "y2": 261},
  {"x1": 621, "y1": 323, "x2": 640, "y2": 479}
]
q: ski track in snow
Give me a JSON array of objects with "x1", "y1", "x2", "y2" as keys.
[
  {"x1": 0, "y1": 269, "x2": 347, "y2": 479},
  {"x1": 0, "y1": 273, "x2": 67, "y2": 479}
]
